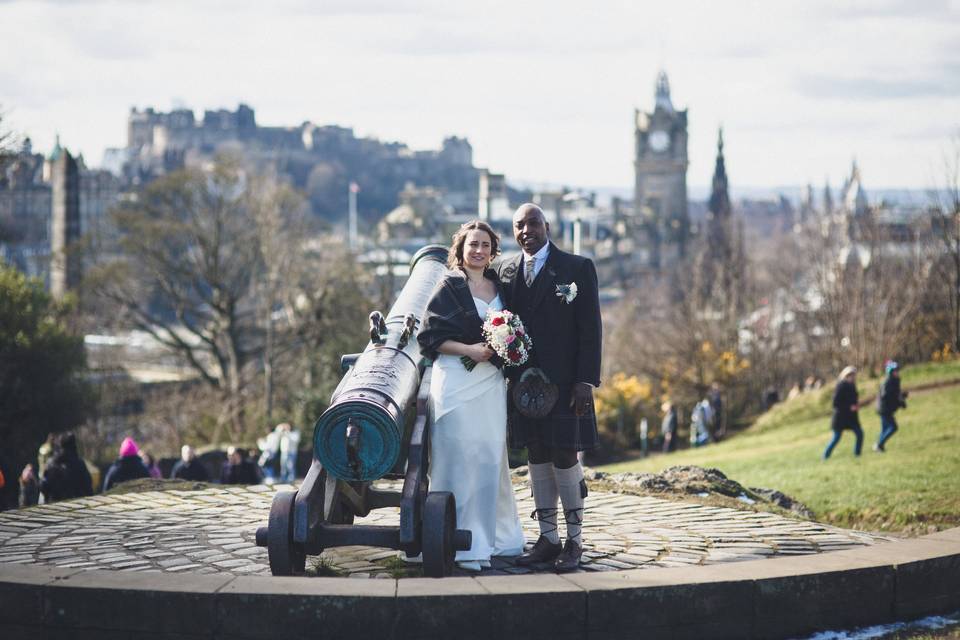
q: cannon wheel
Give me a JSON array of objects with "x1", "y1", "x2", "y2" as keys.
[
  {"x1": 422, "y1": 492, "x2": 457, "y2": 578},
  {"x1": 267, "y1": 490, "x2": 306, "y2": 576}
]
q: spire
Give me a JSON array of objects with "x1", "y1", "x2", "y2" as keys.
[
  {"x1": 655, "y1": 70, "x2": 674, "y2": 112},
  {"x1": 842, "y1": 158, "x2": 867, "y2": 215},
  {"x1": 708, "y1": 127, "x2": 730, "y2": 220},
  {"x1": 823, "y1": 177, "x2": 834, "y2": 215},
  {"x1": 48, "y1": 134, "x2": 63, "y2": 162}
]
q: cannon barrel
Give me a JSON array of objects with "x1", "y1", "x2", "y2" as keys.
[{"x1": 313, "y1": 245, "x2": 448, "y2": 481}]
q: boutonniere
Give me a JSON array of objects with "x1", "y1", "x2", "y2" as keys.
[{"x1": 555, "y1": 282, "x2": 578, "y2": 303}]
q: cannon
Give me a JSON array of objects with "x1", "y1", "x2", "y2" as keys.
[{"x1": 255, "y1": 245, "x2": 472, "y2": 577}]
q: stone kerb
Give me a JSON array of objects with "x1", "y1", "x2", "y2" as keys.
[{"x1": 0, "y1": 528, "x2": 958, "y2": 640}]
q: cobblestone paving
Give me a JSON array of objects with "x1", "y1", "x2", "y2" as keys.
[{"x1": 0, "y1": 482, "x2": 893, "y2": 578}]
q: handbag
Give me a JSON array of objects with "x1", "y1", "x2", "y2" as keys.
[{"x1": 511, "y1": 367, "x2": 559, "y2": 418}]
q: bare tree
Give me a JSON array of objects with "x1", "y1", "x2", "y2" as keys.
[
  {"x1": 930, "y1": 133, "x2": 960, "y2": 351},
  {"x1": 87, "y1": 157, "x2": 306, "y2": 442},
  {"x1": 0, "y1": 107, "x2": 17, "y2": 153}
]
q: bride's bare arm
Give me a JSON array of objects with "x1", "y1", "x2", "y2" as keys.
[{"x1": 437, "y1": 340, "x2": 494, "y2": 362}]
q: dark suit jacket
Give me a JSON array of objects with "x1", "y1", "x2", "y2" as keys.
[{"x1": 495, "y1": 242, "x2": 602, "y2": 387}]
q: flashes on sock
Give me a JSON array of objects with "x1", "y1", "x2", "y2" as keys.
[
  {"x1": 528, "y1": 461, "x2": 560, "y2": 544},
  {"x1": 555, "y1": 463, "x2": 585, "y2": 546}
]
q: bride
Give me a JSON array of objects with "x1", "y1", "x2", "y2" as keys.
[{"x1": 417, "y1": 220, "x2": 525, "y2": 571}]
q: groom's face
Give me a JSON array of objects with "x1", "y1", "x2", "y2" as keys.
[{"x1": 513, "y1": 205, "x2": 549, "y2": 255}]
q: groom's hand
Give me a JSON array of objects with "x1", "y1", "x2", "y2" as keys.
[{"x1": 571, "y1": 382, "x2": 594, "y2": 416}]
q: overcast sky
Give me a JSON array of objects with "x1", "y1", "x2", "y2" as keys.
[{"x1": 1, "y1": 0, "x2": 958, "y2": 191}]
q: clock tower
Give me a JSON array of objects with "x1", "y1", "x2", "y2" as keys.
[{"x1": 634, "y1": 71, "x2": 689, "y2": 269}]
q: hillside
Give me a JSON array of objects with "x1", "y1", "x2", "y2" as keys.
[{"x1": 600, "y1": 361, "x2": 960, "y2": 535}]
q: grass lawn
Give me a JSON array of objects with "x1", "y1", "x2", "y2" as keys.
[{"x1": 600, "y1": 361, "x2": 960, "y2": 535}]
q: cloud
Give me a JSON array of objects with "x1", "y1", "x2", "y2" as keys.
[
  {"x1": 795, "y1": 72, "x2": 960, "y2": 100},
  {"x1": 827, "y1": 0, "x2": 956, "y2": 20},
  {"x1": 371, "y1": 20, "x2": 642, "y2": 57}
]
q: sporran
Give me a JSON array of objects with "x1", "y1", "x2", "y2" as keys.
[{"x1": 511, "y1": 367, "x2": 558, "y2": 418}]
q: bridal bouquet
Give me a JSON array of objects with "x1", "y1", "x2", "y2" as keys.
[{"x1": 461, "y1": 309, "x2": 533, "y2": 371}]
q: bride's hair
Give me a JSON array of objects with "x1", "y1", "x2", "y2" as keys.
[{"x1": 447, "y1": 220, "x2": 500, "y2": 270}]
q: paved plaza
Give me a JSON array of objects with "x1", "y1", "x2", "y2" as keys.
[{"x1": 0, "y1": 481, "x2": 892, "y2": 579}]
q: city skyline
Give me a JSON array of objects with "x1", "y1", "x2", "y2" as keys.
[{"x1": 1, "y1": 0, "x2": 957, "y2": 190}]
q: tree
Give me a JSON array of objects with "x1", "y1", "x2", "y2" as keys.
[
  {"x1": 0, "y1": 262, "x2": 90, "y2": 475},
  {"x1": 604, "y1": 272, "x2": 752, "y2": 428},
  {"x1": 930, "y1": 132, "x2": 960, "y2": 351},
  {"x1": 0, "y1": 106, "x2": 16, "y2": 153},
  {"x1": 87, "y1": 158, "x2": 307, "y2": 442},
  {"x1": 86, "y1": 157, "x2": 374, "y2": 445},
  {"x1": 253, "y1": 236, "x2": 375, "y2": 435}
]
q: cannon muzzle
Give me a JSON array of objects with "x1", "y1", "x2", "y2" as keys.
[{"x1": 313, "y1": 245, "x2": 448, "y2": 481}]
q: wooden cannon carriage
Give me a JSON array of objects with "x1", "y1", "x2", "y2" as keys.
[{"x1": 255, "y1": 245, "x2": 472, "y2": 577}]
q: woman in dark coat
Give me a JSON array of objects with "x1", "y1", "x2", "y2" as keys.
[
  {"x1": 40, "y1": 432, "x2": 93, "y2": 502},
  {"x1": 102, "y1": 437, "x2": 151, "y2": 492},
  {"x1": 823, "y1": 366, "x2": 863, "y2": 459}
]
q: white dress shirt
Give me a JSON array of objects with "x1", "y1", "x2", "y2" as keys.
[{"x1": 522, "y1": 242, "x2": 550, "y2": 282}]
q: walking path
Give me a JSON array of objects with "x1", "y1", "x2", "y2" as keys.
[{"x1": 0, "y1": 481, "x2": 891, "y2": 578}]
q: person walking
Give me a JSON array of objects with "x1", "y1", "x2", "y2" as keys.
[
  {"x1": 661, "y1": 402, "x2": 678, "y2": 453},
  {"x1": 874, "y1": 361, "x2": 908, "y2": 452},
  {"x1": 278, "y1": 423, "x2": 301, "y2": 483},
  {"x1": 102, "y1": 437, "x2": 151, "y2": 492},
  {"x1": 257, "y1": 426, "x2": 282, "y2": 484},
  {"x1": 823, "y1": 366, "x2": 864, "y2": 459},
  {"x1": 708, "y1": 383, "x2": 724, "y2": 440},
  {"x1": 690, "y1": 397, "x2": 712, "y2": 447}
]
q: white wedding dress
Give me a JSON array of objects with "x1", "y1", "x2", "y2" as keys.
[{"x1": 428, "y1": 294, "x2": 525, "y2": 564}]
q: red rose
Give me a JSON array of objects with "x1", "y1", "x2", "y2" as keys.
[
  {"x1": 509, "y1": 352, "x2": 521, "y2": 362},
  {"x1": 492, "y1": 316, "x2": 505, "y2": 326}
]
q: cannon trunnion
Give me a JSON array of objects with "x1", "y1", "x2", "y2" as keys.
[{"x1": 255, "y1": 245, "x2": 472, "y2": 578}]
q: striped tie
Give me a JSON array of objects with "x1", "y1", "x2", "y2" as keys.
[{"x1": 525, "y1": 256, "x2": 536, "y2": 287}]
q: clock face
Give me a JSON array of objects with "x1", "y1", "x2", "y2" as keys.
[{"x1": 649, "y1": 130, "x2": 670, "y2": 152}]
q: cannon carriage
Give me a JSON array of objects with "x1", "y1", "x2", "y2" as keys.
[{"x1": 255, "y1": 245, "x2": 472, "y2": 577}]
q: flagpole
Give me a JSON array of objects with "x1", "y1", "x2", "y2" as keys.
[{"x1": 348, "y1": 181, "x2": 358, "y2": 250}]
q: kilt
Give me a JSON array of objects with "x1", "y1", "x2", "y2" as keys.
[{"x1": 507, "y1": 382, "x2": 599, "y2": 451}]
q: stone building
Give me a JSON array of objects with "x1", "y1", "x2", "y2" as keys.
[
  {"x1": 0, "y1": 138, "x2": 50, "y2": 277},
  {"x1": 377, "y1": 183, "x2": 451, "y2": 243},
  {"x1": 634, "y1": 71, "x2": 690, "y2": 270},
  {"x1": 478, "y1": 169, "x2": 509, "y2": 222},
  {"x1": 113, "y1": 104, "x2": 479, "y2": 224},
  {"x1": 0, "y1": 137, "x2": 123, "y2": 290}
]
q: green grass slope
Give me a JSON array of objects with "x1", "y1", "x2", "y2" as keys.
[{"x1": 601, "y1": 361, "x2": 960, "y2": 535}]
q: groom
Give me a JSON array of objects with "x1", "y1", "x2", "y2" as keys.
[{"x1": 496, "y1": 203, "x2": 602, "y2": 572}]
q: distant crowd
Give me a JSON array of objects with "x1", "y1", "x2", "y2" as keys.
[
  {"x1": 657, "y1": 382, "x2": 726, "y2": 454},
  {"x1": 4, "y1": 422, "x2": 303, "y2": 510}
]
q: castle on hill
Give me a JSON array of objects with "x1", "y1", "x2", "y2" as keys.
[{"x1": 108, "y1": 104, "x2": 479, "y2": 222}]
